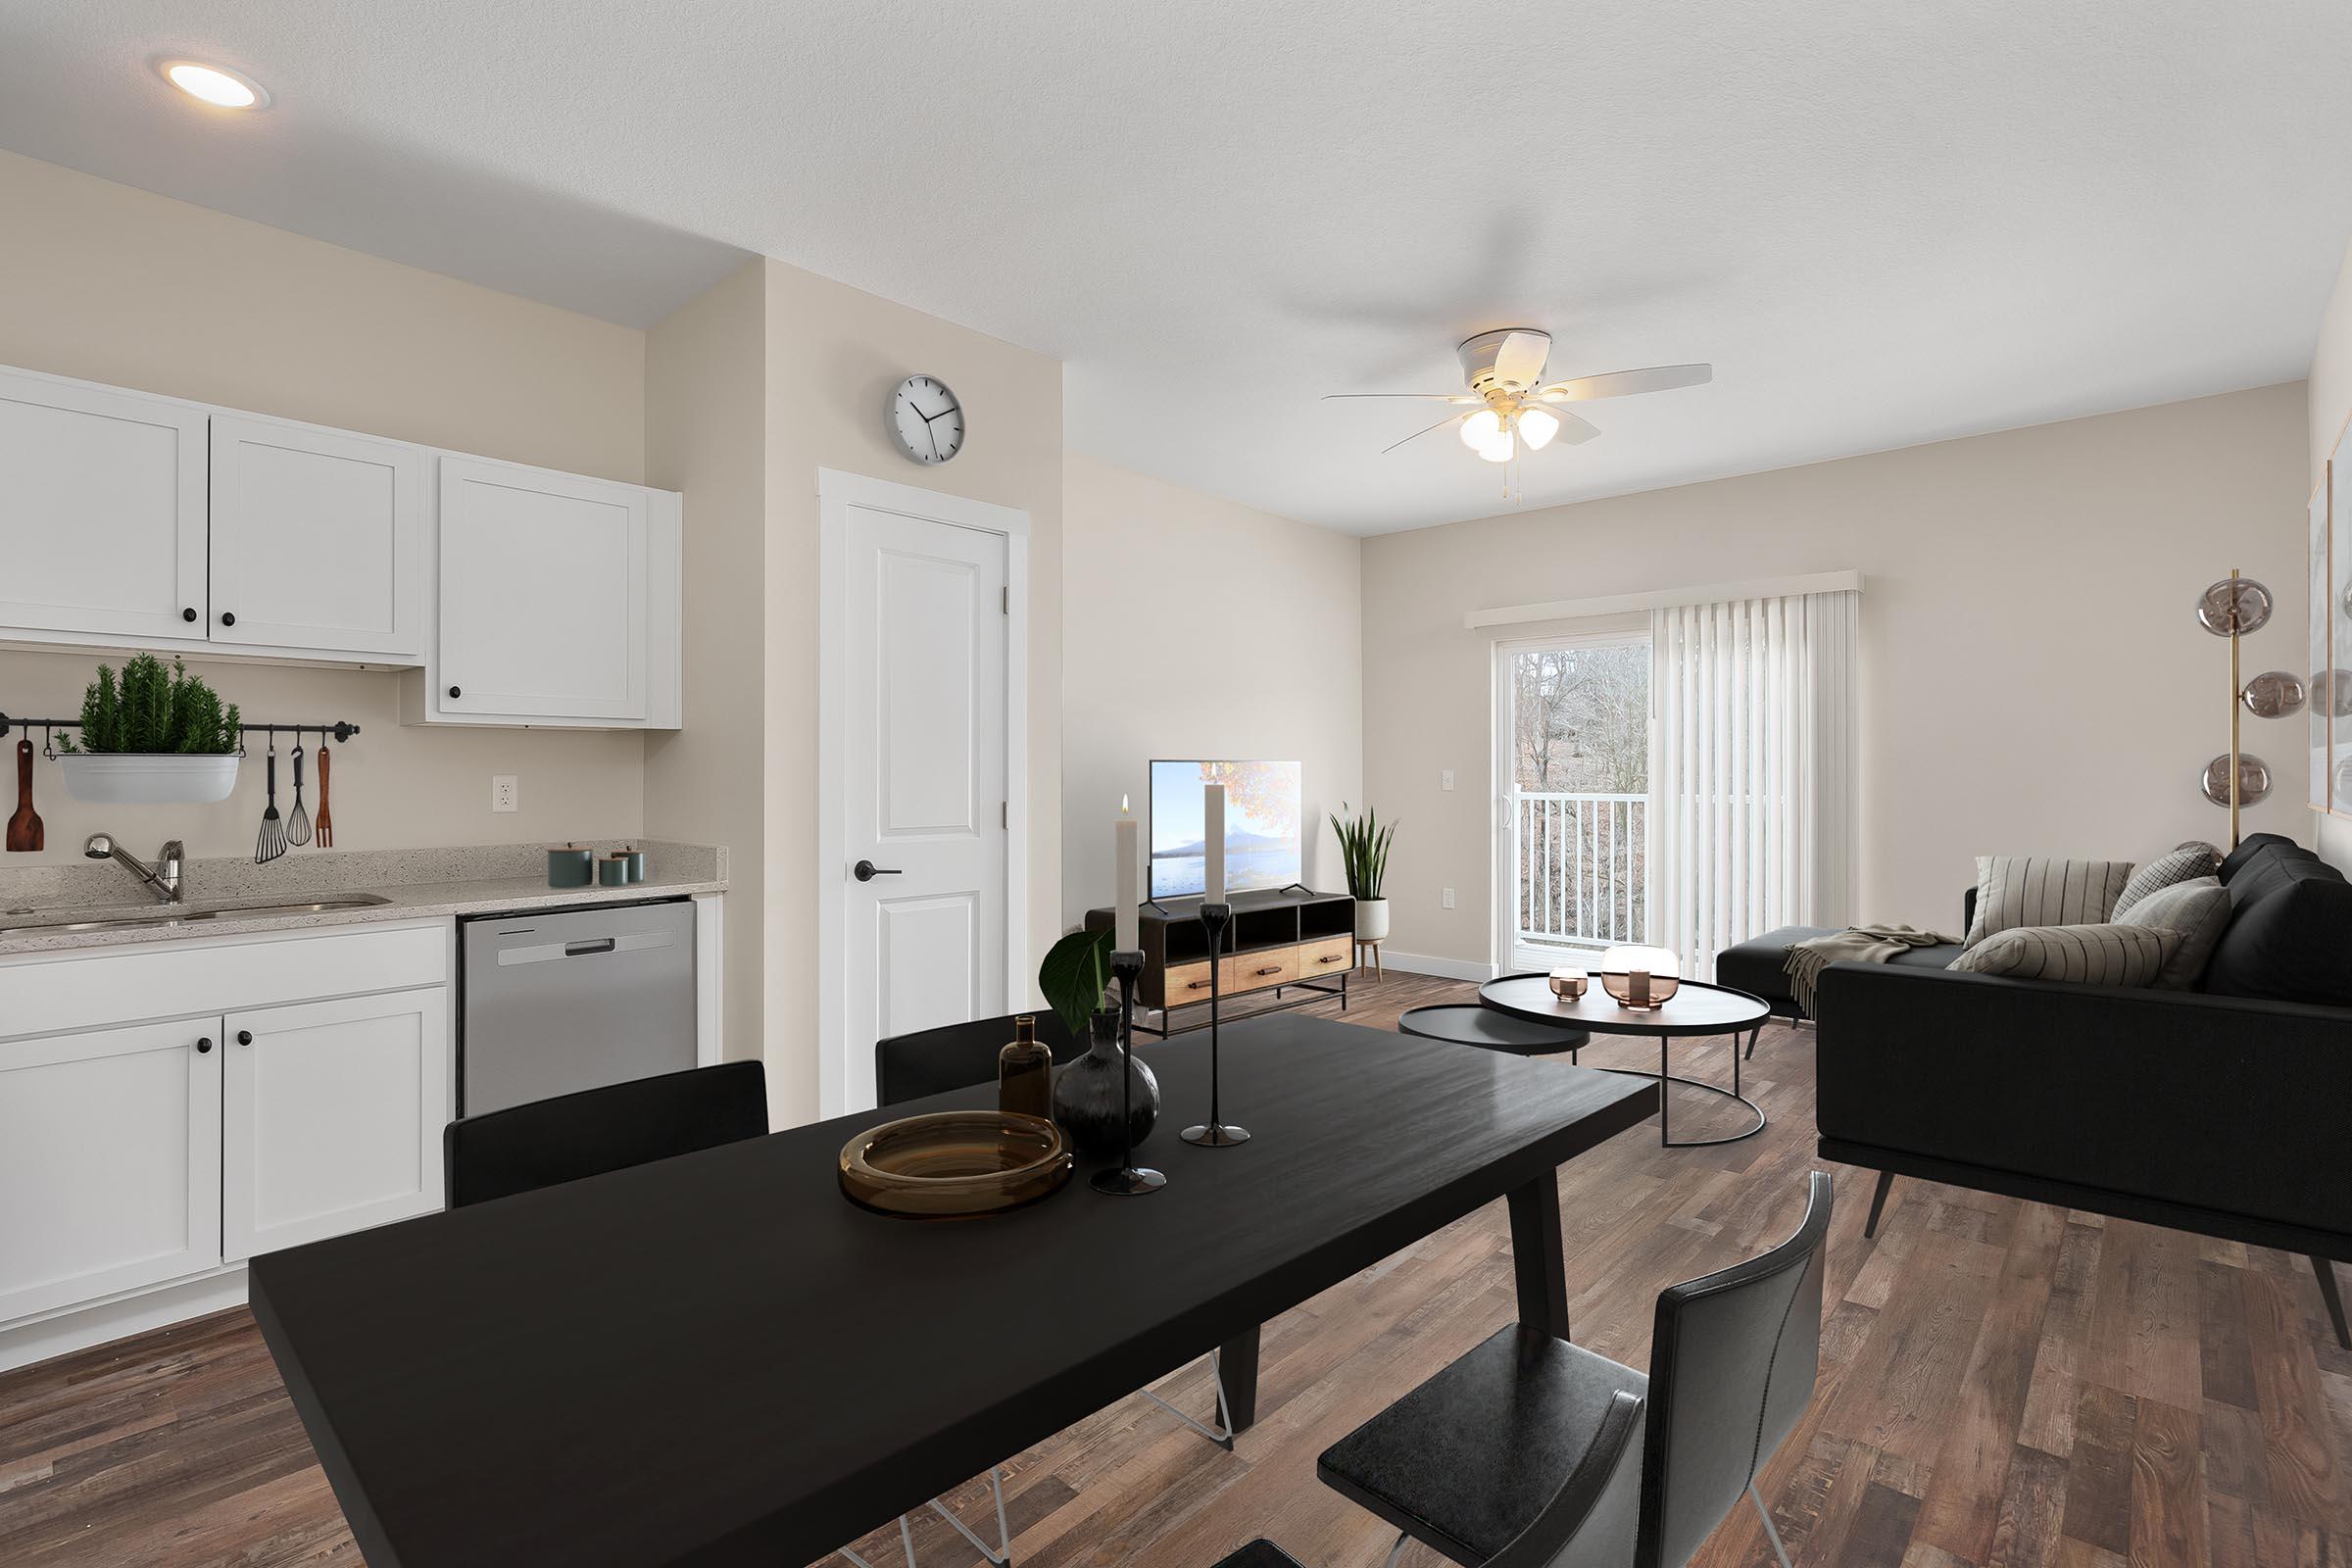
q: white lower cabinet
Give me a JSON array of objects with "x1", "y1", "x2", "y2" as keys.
[
  {"x1": 0, "y1": 1019, "x2": 223, "y2": 1322},
  {"x1": 222, "y1": 989, "x2": 448, "y2": 1261}
]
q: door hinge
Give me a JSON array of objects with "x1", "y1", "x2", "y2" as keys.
[
  {"x1": 1002, "y1": 801, "x2": 1007, "y2": 827},
  {"x1": 1002, "y1": 586, "x2": 1009, "y2": 614}
]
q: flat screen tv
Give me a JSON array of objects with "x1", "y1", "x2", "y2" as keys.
[{"x1": 1150, "y1": 760, "x2": 1302, "y2": 900}]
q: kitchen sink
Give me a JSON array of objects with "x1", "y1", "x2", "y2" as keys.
[{"x1": 0, "y1": 893, "x2": 392, "y2": 936}]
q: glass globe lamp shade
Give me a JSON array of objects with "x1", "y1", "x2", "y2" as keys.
[
  {"x1": 2239, "y1": 669, "x2": 2307, "y2": 719},
  {"x1": 2196, "y1": 577, "x2": 2273, "y2": 637},
  {"x1": 1597, "y1": 945, "x2": 1681, "y2": 1010},
  {"x1": 1518, "y1": 407, "x2": 1562, "y2": 451},
  {"x1": 1459, "y1": 410, "x2": 1503, "y2": 450},
  {"x1": 1475, "y1": 434, "x2": 1513, "y2": 464},
  {"x1": 2200, "y1": 754, "x2": 2273, "y2": 807}
]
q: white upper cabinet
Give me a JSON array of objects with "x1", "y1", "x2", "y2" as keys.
[
  {"x1": 0, "y1": 368, "x2": 208, "y2": 642},
  {"x1": 209, "y1": 415, "x2": 424, "y2": 660},
  {"x1": 416, "y1": 455, "x2": 680, "y2": 728}
]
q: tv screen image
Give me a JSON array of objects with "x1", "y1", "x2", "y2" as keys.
[{"x1": 1150, "y1": 760, "x2": 1302, "y2": 899}]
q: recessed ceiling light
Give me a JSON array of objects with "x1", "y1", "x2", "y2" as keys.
[{"x1": 159, "y1": 60, "x2": 270, "y2": 110}]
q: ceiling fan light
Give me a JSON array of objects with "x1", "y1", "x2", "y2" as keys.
[
  {"x1": 1459, "y1": 409, "x2": 1503, "y2": 450},
  {"x1": 1518, "y1": 408, "x2": 1561, "y2": 451},
  {"x1": 1475, "y1": 432, "x2": 1513, "y2": 464}
]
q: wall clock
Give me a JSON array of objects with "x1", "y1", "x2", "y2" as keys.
[{"x1": 888, "y1": 374, "x2": 965, "y2": 466}]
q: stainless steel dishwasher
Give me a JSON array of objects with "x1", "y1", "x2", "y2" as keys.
[{"x1": 459, "y1": 899, "x2": 697, "y2": 1115}]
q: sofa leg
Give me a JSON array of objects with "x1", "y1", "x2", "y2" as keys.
[
  {"x1": 2314, "y1": 1256, "x2": 2351, "y2": 1349},
  {"x1": 1863, "y1": 1170, "x2": 1895, "y2": 1240}
]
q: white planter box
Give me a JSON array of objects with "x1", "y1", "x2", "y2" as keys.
[
  {"x1": 56, "y1": 753, "x2": 240, "y2": 805},
  {"x1": 1354, "y1": 898, "x2": 1391, "y2": 942}
]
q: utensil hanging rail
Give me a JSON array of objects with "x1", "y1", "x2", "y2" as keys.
[{"x1": 0, "y1": 713, "x2": 361, "y2": 759}]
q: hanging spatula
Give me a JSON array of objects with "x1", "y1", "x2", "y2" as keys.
[
  {"x1": 255, "y1": 733, "x2": 286, "y2": 863},
  {"x1": 6, "y1": 738, "x2": 41, "y2": 852}
]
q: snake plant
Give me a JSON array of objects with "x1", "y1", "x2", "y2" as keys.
[{"x1": 1329, "y1": 803, "x2": 1395, "y2": 902}]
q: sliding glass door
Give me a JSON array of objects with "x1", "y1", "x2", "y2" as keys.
[{"x1": 1494, "y1": 632, "x2": 1651, "y2": 974}]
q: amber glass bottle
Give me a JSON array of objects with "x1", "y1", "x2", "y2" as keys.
[{"x1": 998, "y1": 1014, "x2": 1054, "y2": 1119}]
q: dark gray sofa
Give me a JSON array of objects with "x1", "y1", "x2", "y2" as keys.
[{"x1": 1790, "y1": 833, "x2": 2352, "y2": 1346}]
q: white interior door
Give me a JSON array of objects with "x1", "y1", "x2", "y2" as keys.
[{"x1": 824, "y1": 476, "x2": 1021, "y2": 1114}]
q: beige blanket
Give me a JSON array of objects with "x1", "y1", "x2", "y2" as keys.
[{"x1": 1782, "y1": 925, "x2": 1955, "y2": 1019}]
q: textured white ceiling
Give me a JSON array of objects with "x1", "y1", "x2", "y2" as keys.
[{"x1": 3, "y1": 2, "x2": 2349, "y2": 534}]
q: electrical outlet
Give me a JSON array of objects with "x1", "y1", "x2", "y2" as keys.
[
  {"x1": 1442, "y1": 886, "x2": 1456, "y2": 909},
  {"x1": 1441, "y1": 768, "x2": 1455, "y2": 791},
  {"x1": 491, "y1": 774, "x2": 519, "y2": 813}
]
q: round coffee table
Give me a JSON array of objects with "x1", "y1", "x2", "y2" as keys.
[
  {"x1": 1476, "y1": 973, "x2": 1771, "y2": 1148},
  {"x1": 1396, "y1": 1004, "x2": 1591, "y2": 1057}
]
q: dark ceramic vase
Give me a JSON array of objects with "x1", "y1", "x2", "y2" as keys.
[{"x1": 1051, "y1": 1008, "x2": 1158, "y2": 1159}]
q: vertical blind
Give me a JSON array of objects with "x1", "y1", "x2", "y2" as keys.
[{"x1": 1648, "y1": 590, "x2": 1858, "y2": 978}]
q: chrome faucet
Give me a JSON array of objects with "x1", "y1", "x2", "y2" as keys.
[{"x1": 84, "y1": 833, "x2": 185, "y2": 905}]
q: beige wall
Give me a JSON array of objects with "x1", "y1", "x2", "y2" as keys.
[
  {"x1": 760, "y1": 260, "x2": 1065, "y2": 1126},
  {"x1": 0, "y1": 150, "x2": 650, "y2": 865},
  {"x1": 644, "y1": 261, "x2": 768, "y2": 1068},
  {"x1": 1361, "y1": 383, "x2": 2310, "y2": 969},
  {"x1": 1061, "y1": 454, "x2": 1363, "y2": 920},
  {"x1": 2311, "y1": 239, "x2": 2352, "y2": 871}
]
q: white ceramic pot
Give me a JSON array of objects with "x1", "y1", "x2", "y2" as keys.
[
  {"x1": 1354, "y1": 897, "x2": 1391, "y2": 942},
  {"x1": 56, "y1": 753, "x2": 240, "y2": 806}
]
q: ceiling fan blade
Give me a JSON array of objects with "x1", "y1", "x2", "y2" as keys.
[
  {"x1": 1538, "y1": 363, "x2": 1713, "y2": 402},
  {"x1": 1492, "y1": 330, "x2": 1549, "y2": 390},
  {"x1": 1381, "y1": 411, "x2": 1471, "y2": 456},
  {"x1": 1322, "y1": 392, "x2": 1480, "y2": 403},
  {"x1": 1550, "y1": 410, "x2": 1602, "y2": 445}
]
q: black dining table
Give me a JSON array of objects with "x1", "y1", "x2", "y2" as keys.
[{"x1": 250, "y1": 1012, "x2": 1656, "y2": 1568}]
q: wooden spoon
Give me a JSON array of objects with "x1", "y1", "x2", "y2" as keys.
[{"x1": 6, "y1": 737, "x2": 41, "y2": 853}]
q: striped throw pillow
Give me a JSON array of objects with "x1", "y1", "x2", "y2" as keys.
[
  {"x1": 1947, "y1": 922, "x2": 2177, "y2": 987},
  {"x1": 1963, "y1": 857, "x2": 2135, "y2": 948},
  {"x1": 2113, "y1": 843, "x2": 2223, "y2": 916}
]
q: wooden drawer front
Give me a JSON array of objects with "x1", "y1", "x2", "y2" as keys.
[
  {"x1": 1298, "y1": 936, "x2": 1354, "y2": 976},
  {"x1": 1163, "y1": 959, "x2": 1217, "y2": 1005},
  {"x1": 1223, "y1": 948, "x2": 1298, "y2": 994}
]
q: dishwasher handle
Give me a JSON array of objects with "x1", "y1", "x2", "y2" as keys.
[{"x1": 564, "y1": 938, "x2": 617, "y2": 956}]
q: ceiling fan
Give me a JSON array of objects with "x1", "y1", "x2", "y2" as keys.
[{"x1": 1325, "y1": 329, "x2": 1712, "y2": 490}]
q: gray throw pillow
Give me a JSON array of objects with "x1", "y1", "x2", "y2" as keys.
[
  {"x1": 1948, "y1": 922, "x2": 2177, "y2": 987},
  {"x1": 1964, "y1": 857, "x2": 2136, "y2": 948},
  {"x1": 2113, "y1": 875, "x2": 2230, "y2": 988},
  {"x1": 2113, "y1": 842, "x2": 2224, "y2": 916}
]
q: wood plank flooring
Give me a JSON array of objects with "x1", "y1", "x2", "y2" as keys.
[{"x1": 3, "y1": 970, "x2": 2348, "y2": 1566}]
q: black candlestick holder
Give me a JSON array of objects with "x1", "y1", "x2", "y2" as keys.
[
  {"x1": 1091, "y1": 950, "x2": 1166, "y2": 1195},
  {"x1": 1182, "y1": 903, "x2": 1251, "y2": 1147}
]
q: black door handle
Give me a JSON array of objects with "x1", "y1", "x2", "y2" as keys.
[
  {"x1": 220, "y1": 612, "x2": 236, "y2": 627},
  {"x1": 236, "y1": 1030, "x2": 253, "y2": 1046},
  {"x1": 853, "y1": 859, "x2": 903, "y2": 882},
  {"x1": 182, "y1": 607, "x2": 198, "y2": 623},
  {"x1": 195, "y1": 1037, "x2": 213, "y2": 1054}
]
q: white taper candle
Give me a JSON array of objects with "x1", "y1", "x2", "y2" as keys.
[
  {"x1": 1203, "y1": 781, "x2": 1227, "y2": 904},
  {"x1": 1115, "y1": 796, "x2": 1139, "y2": 951}
]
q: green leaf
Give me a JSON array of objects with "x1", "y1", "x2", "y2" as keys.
[{"x1": 1037, "y1": 925, "x2": 1114, "y2": 1038}]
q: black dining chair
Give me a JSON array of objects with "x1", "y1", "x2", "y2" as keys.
[
  {"x1": 443, "y1": 1061, "x2": 986, "y2": 1568},
  {"x1": 1307, "y1": 1171, "x2": 1835, "y2": 1568},
  {"x1": 443, "y1": 1060, "x2": 768, "y2": 1208}
]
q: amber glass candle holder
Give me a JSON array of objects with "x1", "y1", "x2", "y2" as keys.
[
  {"x1": 1547, "y1": 966, "x2": 1589, "y2": 1001},
  {"x1": 1598, "y1": 945, "x2": 1681, "y2": 1010}
]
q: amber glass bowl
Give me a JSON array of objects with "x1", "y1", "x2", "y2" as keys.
[{"x1": 839, "y1": 1110, "x2": 1074, "y2": 1219}]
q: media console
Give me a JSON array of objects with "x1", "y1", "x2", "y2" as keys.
[{"x1": 1085, "y1": 887, "x2": 1356, "y2": 1038}]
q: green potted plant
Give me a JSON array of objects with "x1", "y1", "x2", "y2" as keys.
[
  {"x1": 1330, "y1": 803, "x2": 1395, "y2": 943},
  {"x1": 53, "y1": 654, "x2": 243, "y2": 804}
]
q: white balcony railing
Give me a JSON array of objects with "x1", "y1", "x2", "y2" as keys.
[{"x1": 1513, "y1": 791, "x2": 1646, "y2": 952}]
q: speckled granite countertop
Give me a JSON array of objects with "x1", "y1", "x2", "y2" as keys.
[{"x1": 0, "y1": 841, "x2": 726, "y2": 957}]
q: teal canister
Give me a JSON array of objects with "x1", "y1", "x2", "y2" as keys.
[
  {"x1": 621, "y1": 848, "x2": 648, "y2": 883},
  {"x1": 546, "y1": 845, "x2": 595, "y2": 888},
  {"x1": 598, "y1": 858, "x2": 630, "y2": 887}
]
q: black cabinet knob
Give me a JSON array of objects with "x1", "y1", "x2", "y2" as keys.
[
  {"x1": 448, "y1": 685, "x2": 462, "y2": 700},
  {"x1": 220, "y1": 612, "x2": 236, "y2": 627},
  {"x1": 182, "y1": 607, "x2": 198, "y2": 623},
  {"x1": 853, "y1": 859, "x2": 903, "y2": 882},
  {"x1": 195, "y1": 1037, "x2": 213, "y2": 1054},
  {"x1": 236, "y1": 1030, "x2": 253, "y2": 1047}
]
